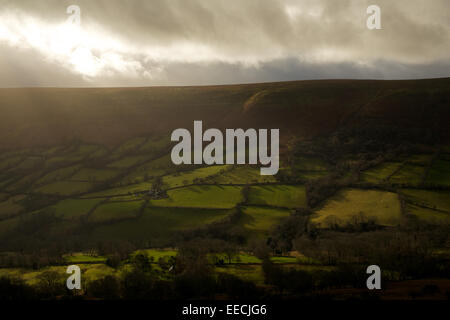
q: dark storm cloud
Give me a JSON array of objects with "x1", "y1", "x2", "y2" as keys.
[{"x1": 0, "y1": 0, "x2": 448, "y2": 87}]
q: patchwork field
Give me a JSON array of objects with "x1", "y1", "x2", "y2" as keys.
[
  {"x1": 162, "y1": 165, "x2": 230, "y2": 188},
  {"x1": 247, "y1": 185, "x2": 307, "y2": 208},
  {"x1": 241, "y1": 206, "x2": 293, "y2": 234},
  {"x1": 426, "y1": 159, "x2": 450, "y2": 187},
  {"x1": 36, "y1": 181, "x2": 94, "y2": 196},
  {"x1": 361, "y1": 162, "x2": 403, "y2": 183},
  {"x1": 206, "y1": 166, "x2": 276, "y2": 184},
  {"x1": 150, "y1": 185, "x2": 243, "y2": 209},
  {"x1": 400, "y1": 189, "x2": 450, "y2": 213},
  {"x1": 90, "y1": 207, "x2": 232, "y2": 242},
  {"x1": 389, "y1": 164, "x2": 425, "y2": 185},
  {"x1": 89, "y1": 200, "x2": 144, "y2": 223},
  {"x1": 0, "y1": 195, "x2": 25, "y2": 219},
  {"x1": 312, "y1": 189, "x2": 403, "y2": 227},
  {"x1": 50, "y1": 198, "x2": 103, "y2": 220},
  {"x1": 70, "y1": 168, "x2": 119, "y2": 182}
]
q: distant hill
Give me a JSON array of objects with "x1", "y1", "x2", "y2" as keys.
[{"x1": 0, "y1": 78, "x2": 449, "y2": 149}]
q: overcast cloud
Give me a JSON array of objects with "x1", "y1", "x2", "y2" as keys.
[{"x1": 0, "y1": 0, "x2": 449, "y2": 87}]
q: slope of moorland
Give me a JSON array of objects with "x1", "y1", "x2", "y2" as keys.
[
  {"x1": 0, "y1": 78, "x2": 449, "y2": 149},
  {"x1": 0, "y1": 79, "x2": 449, "y2": 300}
]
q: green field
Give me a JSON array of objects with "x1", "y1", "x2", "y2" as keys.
[
  {"x1": 83, "y1": 182, "x2": 153, "y2": 200},
  {"x1": 406, "y1": 204, "x2": 450, "y2": 223},
  {"x1": 139, "y1": 136, "x2": 170, "y2": 152},
  {"x1": 64, "y1": 253, "x2": 107, "y2": 263},
  {"x1": 0, "y1": 156, "x2": 23, "y2": 170},
  {"x1": 35, "y1": 165, "x2": 81, "y2": 185},
  {"x1": 400, "y1": 189, "x2": 450, "y2": 213},
  {"x1": 361, "y1": 162, "x2": 403, "y2": 183},
  {"x1": 407, "y1": 154, "x2": 433, "y2": 166},
  {"x1": 389, "y1": 164, "x2": 425, "y2": 185},
  {"x1": 207, "y1": 166, "x2": 276, "y2": 184},
  {"x1": 215, "y1": 265, "x2": 265, "y2": 286},
  {"x1": 312, "y1": 189, "x2": 402, "y2": 227},
  {"x1": 162, "y1": 165, "x2": 230, "y2": 188},
  {"x1": 70, "y1": 168, "x2": 119, "y2": 182},
  {"x1": 36, "y1": 181, "x2": 93, "y2": 196},
  {"x1": 114, "y1": 137, "x2": 147, "y2": 154},
  {"x1": 426, "y1": 160, "x2": 450, "y2": 187},
  {"x1": 107, "y1": 155, "x2": 148, "y2": 169},
  {"x1": 241, "y1": 206, "x2": 292, "y2": 234},
  {"x1": 0, "y1": 195, "x2": 25, "y2": 219},
  {"x1": 292, "y1": 155, "x2": 328, "y2": 171},
  {"x1": 89, "y1": 200, "x2": 144, "y2": 223},
  {"x1": 150, "y1": 185, "x2": 243, "y2": 209},
  {"x1": 0, "y1": 264, "x2": 115, "y2": 285},
  {"x1": 122, "y1": 155, "x2": 175, "y2": 184},
  {"x1": 247, "y1": 185, "x2": 307, "y2": 208},
  {"x1": 51, "y1": 198, "x2": 103, "y2": 220},
  {"x1": 90, "y1": 207, "x2": 231, "y2": 242}
]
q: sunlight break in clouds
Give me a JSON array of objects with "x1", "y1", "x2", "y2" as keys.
[
  {"x1": 0, "y1": 11, "x2": 151, "y2": 80},
  {"x1": 0, "y1": 0, "x2": 448, "y2": 87}
]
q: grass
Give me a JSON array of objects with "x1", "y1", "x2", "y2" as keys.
[
  {"x1": 389, "y1": 164, "x2": 425, "y2": 185},
  {"x1": 426, "y1": 159, "x2": 450, "y2": 187},
  {"x1": 35, "y1": 165, "x2": 81, "y2": 185},
  {"x1": 207, "y1": 166, "x2": 276, "y2": 184},
  {"x1": 88, "y1": 200, "x2": 144, "y2": 223},
  {"x1": 51, "y1": 198, "x2": 103, "y2": 220},
  {"x1": 247, "y1": 185, "x2": 307, "y2": 208},
  {"x1": 361, "y1": 162, "x2": 403, "y2": 183},
  {"x1": 0, "y1": 264, "x2": 115, "y2": 285},
  {"x1": 162, "y1": 165, "x2": 231, "y2": 188},
  {"x1": 406, "y1": 204, "x2": 450, "y2": 223},
  {"x1": 36, "y1": 181, "x2": 93, "y2": 196},
  {"x1": 312, "y1": 188, "x2": 402, "y2": 227},
  {"x1": 215, "y1": 265, "x2": 265, "y2": 286},
  {"x1": 13, "y1": 157, "x2": 43, "y2": 170},
  {"x1": 139, "y1": 136, "x2": 170, "y2": 152},
  {"x1": 0, "y1": 195, "x2": 25, "y2": 219},
  {"x1": 400, "y1": 189, "x2": 450, "y2": 213},
  {"x1": 115, "y1": 137, "x2": 147, "y2": 154},
  {"x1": 150, "y1": 185, "x2": 243, "y2": 209},
  {"x1": 64, "y1": 253, "x2": 107, "y2": 263},
  {"x1": 0, "y1": 156, "x2": 23, "y2": 170},
  {"x1": 83, "y1": 182, "x2": 154, "y2": 200},
  {"x1": 122, "y1": 154, "x2": 175, "y2": 183},
  {"x1": 70, "y1": 168, "x2": 119, "y2": 181},
  {"x1": 90, "y1": 207, "x2": 231, "y2": 242},
  {"x1": 407, "y1": 154, "x2": 433, "y2": 166},
  {"x1": 0, "y1": 216, "x2": 21, "y2": 237},
  {"x1": 292, "y1": 155, "x2": 328, "y2": 171},
  {"x1": 241, "y1": 206, "x2": 292, "y2": 234},
  {"x1": 107, "y1": 155, "x2": 148, "y2": 169}
]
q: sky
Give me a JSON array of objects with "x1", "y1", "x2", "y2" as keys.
[{"x1": 0, "y1": 0, "x2": 449, "y2": 87}]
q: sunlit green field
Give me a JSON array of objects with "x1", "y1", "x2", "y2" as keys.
[
  {"x1": 89, "y1": 200, "x2": 144, "y2": 223},
  {"x1": 162, "y1": 165, "x2": 230, "y2": 188},
  {"x1": 241, "y1": 206, "x2": 292, "y2": 234},
  {"x1": 206, "y1": 166, "x2": 276, "y2": 184},
  {"x1": 389, "y1": 164, "x2": 425, "y2": 185},
  {"x1": 247, "y1": 185, "x2": 307, "y2": 208},
  {"x1": 312, "y1": 189, "x2": 402, "y2": 227},
  {"x1": 361, "y1": 162, "x2": 403, "y2": 183},
  {"x1": 150, "y1": 185, "x2": 243, "y2": 209}
]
